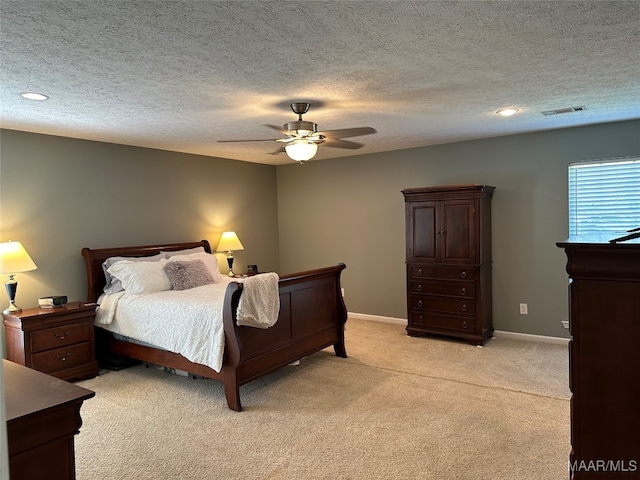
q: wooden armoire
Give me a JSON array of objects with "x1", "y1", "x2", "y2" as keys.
[{"x1": 402, "y1": 185, "x2": 495, "y2": 346}]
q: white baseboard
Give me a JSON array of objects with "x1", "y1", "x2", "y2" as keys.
[
  {"x1": 493, "y1": 330, "x2": 569, "y2": 345},
  {"x1": 347, "y1": 312, "x2": 570, "y2": 345},
  {"x1": 347, "y1": 312, "x2": 407, "y2": 325}
]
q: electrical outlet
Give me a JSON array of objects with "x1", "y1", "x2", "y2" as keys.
[{"x1": 519, "y1": 303, "x2": 528, "y2": 315}]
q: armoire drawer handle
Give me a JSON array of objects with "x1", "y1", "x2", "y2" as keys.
[
  {"x1": 416, "y1": 285, "x2": 422, "y2": 292},
  {"x1": 56, "y1": 353, "x2": 72, "y2": 362},
  {"x1": 460, "y1": 271, "x2": 467, "y2": 279},
  {"x1": 461, "y1": 305, "x2": 467, "y2": 312},
  {"x1": 417, "y1": 300, "x2": 423, "y2": 308},
  {"x1": 54, "y1": 331, "x2": 70, "y2": 340},
  {"x1": 417, "y1": 269, "x2": 423, "y2": 276},
  {"x1": 462, "y1": 321, "x2": 468, "y2": 329},
  {"x1": 461, "y1": 288, "x2": 466, "y2": 295},
  {"x1": 419, "y1": 316, "x2": 424, "y2": 322}
]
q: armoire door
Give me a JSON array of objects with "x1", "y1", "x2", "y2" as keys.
[
  {"x1": 441, "y1": 199, "x2": 476, "y2": 264},
  {"x1": 406, "y1": 201, "x2": 438, "y2": 263}
]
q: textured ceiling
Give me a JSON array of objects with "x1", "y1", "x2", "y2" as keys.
[{"x1": 1, "y1": 1, "x2": 639, "y2": 165}]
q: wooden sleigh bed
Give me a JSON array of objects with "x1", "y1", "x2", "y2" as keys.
[{"x1": 81, "y1": 240, "x2": 347, "y2": 411}]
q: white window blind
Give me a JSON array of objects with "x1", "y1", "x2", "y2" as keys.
[{"x1": 568, "y1": 158, "x2": 640, "y2": 236}]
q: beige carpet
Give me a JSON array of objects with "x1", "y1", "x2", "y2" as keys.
[{"x1": 75, "y1": 319, "x2": 570, "y2": 479}]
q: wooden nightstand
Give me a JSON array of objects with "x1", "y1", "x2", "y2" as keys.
[{"x1": 3, "y1": 301, "x2": 99, "y2": 381}]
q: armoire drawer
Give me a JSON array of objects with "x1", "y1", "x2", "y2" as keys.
[
  {"x1": 409, "y1": 312, "x2": 476, "y2": 332},
  {"x1": 409, "y1": 295, "x2": 475, "y2": 315},
  {"x1": 410, "y1": 281, "x2": 475, "y2": 298},
  {"x1": 410, "y1": 265, "x2": 477, "y2": 282}
]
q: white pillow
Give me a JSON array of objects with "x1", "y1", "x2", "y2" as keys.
[
  {"x1": 102, "y1": 253, "x2": 166, "y2": 294},
  {"x1": 166, "y1": 252, "x2": 224, "y2": 282},
  {"x1": 107, "y1": 258, "x2": 171, "y2": 295},
  {"x1": 163, "y1": 246, "x2": 205, "y2": 258}
]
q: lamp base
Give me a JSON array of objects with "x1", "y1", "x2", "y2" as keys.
[
  {"x1": 3, "y1": 301, "x2": 22, "y2": 315},
  {"x1": 4, "y1": 280, "x2": 21, "y2": 315},
  {"x1": 227, "y1": 254, "x2": 235, "y2": 277}
]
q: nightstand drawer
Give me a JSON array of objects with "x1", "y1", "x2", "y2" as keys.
[
  {"x1": 30, "y1": 322, "x2": 92, "y2": 353},
  {"x1": 31, "y1": 342, "x2": 92, "y2": 374}
]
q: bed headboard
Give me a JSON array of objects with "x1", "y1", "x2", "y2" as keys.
[{"x1": 81, "y1": 240, "x2": 212, "y2": 303}]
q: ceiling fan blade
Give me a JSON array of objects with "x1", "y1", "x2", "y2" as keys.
[
  {"x1": 269, "y1": 146, "x2": 286, "y2": 155},
  {"x1": 264, "y1": 124, "x2": 289, "y2": 134},
  {"x1": 317, "y1": 127, "x2": 376, "y2": 139},
  {"x1": 217, "y1": 138, "x2": 276, "y2": 143},
  {"x1": 322, "y1": 138, "x2": 364, "y2": 149}
]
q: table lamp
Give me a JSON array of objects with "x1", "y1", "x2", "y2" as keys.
[
  {"x1": 0, "y1": 241, "x2": 38, "y2": 314},
  {"x1": 216, "y1": 231, "x2": 244, "y2": 277}
]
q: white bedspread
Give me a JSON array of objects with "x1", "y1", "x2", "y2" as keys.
[{"x1": 95, "y1": 278, "x2": 233, "y2": 372}]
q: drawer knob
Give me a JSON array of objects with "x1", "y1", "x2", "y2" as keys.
[
  {"x1": 462, "y1": 321, "x2": 468, "y2": 329},
  {"x1": 417, "y1": 269, "x2": 423, "y2": 276},
  {"x1": 419, "y1": 316, "x2": 424, "y2": 322},
  {"x1": 461, "y1": 288, "x2": 466, "y2": 295},
  {"x1": 416, "y1": 284, "x2": 422, "y2": 292},
  {"x1": 417, "y1": 300, "x2": 423, "y2": 308},
  {"x1": 460, "y1": 271, "x2": 467, "y2": 279},
  {"x1": 56, "y1": 353, "x2": 72, "y2": 362},
  {"x1": 54, "y1": 331, "x2": 70, "y2": 340},
  {"x1": 461, "y1": 305, "x2": 467, "y2": 312}
]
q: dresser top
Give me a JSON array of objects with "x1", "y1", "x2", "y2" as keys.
[
  {"x1": 557, "y1": 233, "x2": 640, "y2": 247},
  {"x1": 3, "y1": 359, "x2": 95, "y2": 421}
]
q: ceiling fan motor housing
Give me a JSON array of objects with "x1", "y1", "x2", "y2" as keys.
[{"x1": 285, "y1": 120, "x2": 318, "y2": 135}]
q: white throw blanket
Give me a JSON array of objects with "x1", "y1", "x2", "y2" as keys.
[{"x1": 236, "y1": 272, "x2": 280, "y2": 328}]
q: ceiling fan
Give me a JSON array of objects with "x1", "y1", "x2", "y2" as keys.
[{"x1": 218, "y1": 103, "x2": 376, "y2": 162}]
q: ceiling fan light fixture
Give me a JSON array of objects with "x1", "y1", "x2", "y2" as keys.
[{"x1": 285, "y1": 140, "x2": 318, "y2": 162}]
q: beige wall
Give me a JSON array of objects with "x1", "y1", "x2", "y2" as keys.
[
  {"x1": 2, "y1": 120, "x2": 639, "y2": 340},
  {"x1": 0, "y1": 130, "x2": 280, "y2": 313},
  {"x1": 276, "y1": 119, "x2": 640, "y2": 337}
]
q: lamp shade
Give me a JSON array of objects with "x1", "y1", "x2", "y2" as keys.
[
  {"x1": 0, "y1": 241, "x2": 37, "y2": 274},
  {"x1": 216, "y1": 231, "x2": 244, "y2": 252},
  {"x1": 285, "y1": 140, "x2": 318, "y2": 162}
]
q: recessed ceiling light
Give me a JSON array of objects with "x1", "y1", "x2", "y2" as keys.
[
  {"x1": 496, "y1": 108, "x2": 519, "y2": 117},
  {"x1": 21, "y1": 92, "x2": 49, "y2": 101}
]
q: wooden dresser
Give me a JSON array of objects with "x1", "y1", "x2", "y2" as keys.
[
  {"x1": 3, "y1": 301, "x2": 99, "y2": 381},
  {"x1": 4, "y1": 359, "x2": 95, "y2": 480},
  {"x1": 557, "y1": 238, "x2": 640, "y2": 479},
  {"x1": 403, "y1": 185, "x2": 495, "y2": 346}
]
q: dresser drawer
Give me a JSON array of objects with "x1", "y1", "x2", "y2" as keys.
[
  {"x1": 410, "y1": 295, "x2": 475, "y2": 315},
  {"x1": 410, "y1": 281, "x2": 475, "y2": 298},
  {"x1": 30, "y1": 322, "x2": 92, "y2": 353},
  {"x1": 410, "y1": 265, "x2": 477, "y2": 282},
  {"x1": 409, "y1": 312, "x2": 476, "y2": 332},
  {"x1": 30, "y1": 342, "x2": 92, "y2": 374}
]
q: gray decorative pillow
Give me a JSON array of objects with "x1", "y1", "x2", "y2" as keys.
[{"x1": 163, "y1": 260, "x2": 215, "y2": 291}]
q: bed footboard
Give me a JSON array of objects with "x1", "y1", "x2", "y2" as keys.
[{"x1": 222, "y1": 263, "x2": 348, "y2": 411}]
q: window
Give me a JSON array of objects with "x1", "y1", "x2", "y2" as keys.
[{"x1": 568, "y1": 157, "x2": 640, "y2": 236}]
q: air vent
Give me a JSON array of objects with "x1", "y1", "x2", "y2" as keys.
[{"x1": 541, "y1": 106, "x2": 587, "y2": 116}]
